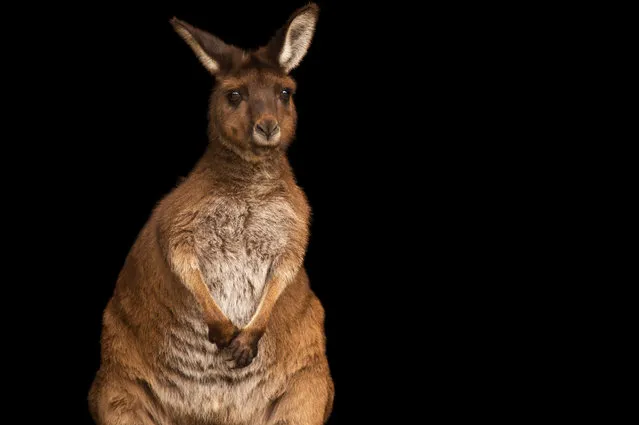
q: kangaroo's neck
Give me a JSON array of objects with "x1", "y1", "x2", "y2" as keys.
[{"x1": 192, "y1": 139, "x2": 292, "y2": 189}]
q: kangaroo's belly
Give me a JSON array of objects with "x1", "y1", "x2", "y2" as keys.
[
  {"x1": 193, "y1": 195, "x2": 294, "y2": 327},
  {"x1": 155, "y1": 320, "x2": 283, "y2": 424}
]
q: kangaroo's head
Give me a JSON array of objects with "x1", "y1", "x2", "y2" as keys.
[{"x1": 171, "y1": 4, "x2": 319, "y2": 162}]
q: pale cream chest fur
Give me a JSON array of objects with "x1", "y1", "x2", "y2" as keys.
[{"x1": 194, "y1": 192, "x2": 298, "y2": 328}]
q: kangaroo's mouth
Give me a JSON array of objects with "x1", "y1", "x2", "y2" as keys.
[{"x1": 252, "y1": 128, "x2": 281, "y2": 147}]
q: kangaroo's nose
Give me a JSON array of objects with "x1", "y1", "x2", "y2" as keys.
[{"x1": 255, "y1": 119, "x2": 280, "y2": 140}]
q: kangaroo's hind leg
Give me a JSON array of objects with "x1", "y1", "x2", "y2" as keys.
[
  {"x1": 89, "y1": 371, "x2": 170, "y2": 425},
  {"x1": 265, "y1": 362, "x2": 334, "y2": 425}
]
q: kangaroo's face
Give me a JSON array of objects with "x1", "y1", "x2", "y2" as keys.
[
  {"x1": 172, "y1": 4, "x2": 318, "y2": 162},
  {"x1": 211, "y1": 68, "x2": 297, "y2": 156}
]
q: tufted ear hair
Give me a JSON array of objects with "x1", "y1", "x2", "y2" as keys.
[
  {"x1": 266, "y1": 3, "x2": 319, "y2": 73},
  {"x1": 170, "y1": 17, "x2": 239, "y2": 74}
]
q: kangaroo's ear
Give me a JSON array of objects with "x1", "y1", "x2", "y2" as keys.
[
  {"x1": 170, "y1": 17, "x2": 236, "y2": 74},
  {"x1": 267, "y1": 3, "x2": 319, "y2": 73}
]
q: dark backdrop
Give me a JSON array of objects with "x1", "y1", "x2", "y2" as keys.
[
  {"x1": 9, "y1": 1, "x2": 516, "y2": 423},
  {"x1": 50, "y1": 1, "x2": 424, "y2": 424}
]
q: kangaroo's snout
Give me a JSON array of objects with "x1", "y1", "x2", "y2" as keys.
[{"x1": 253, "y1": 118, "x2": 281, "y2": 146}]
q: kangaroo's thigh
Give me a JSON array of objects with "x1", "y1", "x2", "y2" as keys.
[
  {"x1": 265, "y1": 363, "x2": 334, "y2": 425},
  {"x1": 89, "y1": 372, "x2": 170, "y2": 425}
]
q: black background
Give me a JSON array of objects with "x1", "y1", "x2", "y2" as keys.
[{"x1": 7, "y1": 1, "x2": 521, "y2": 423}]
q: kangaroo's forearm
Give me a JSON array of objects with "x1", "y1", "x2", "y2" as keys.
[
  {"x1": 245, "y1": 257, "x2": 300, "y2": 333},
  {"x1": 182, "y1": 267, "x2": 231, "y2": 325},
  {"x1": 225, "y1": 257, "x2": 303, "y2": 367},
  {"x1": 165, "y1": 236, "x2": 237, "y2": 343},
  {"x1": 245, "y1": 276, "x2": 287, "y2": 332}
]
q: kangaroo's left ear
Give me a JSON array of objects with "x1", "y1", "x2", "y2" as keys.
[
  {"x1": 267, "y1": 3, "x2": 319, "y2": 73},
  {"x1": 171, "y1": 17, "x2": 238, "y2": 75}
]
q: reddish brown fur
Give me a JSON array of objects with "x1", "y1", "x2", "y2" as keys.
[{"x1": 89, "y1": 4, "x2": 333, "y2": 425}]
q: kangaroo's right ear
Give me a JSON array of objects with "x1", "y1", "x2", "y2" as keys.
[{"x1": 170, "y1": 17, "x2": 235, "y2": 74}]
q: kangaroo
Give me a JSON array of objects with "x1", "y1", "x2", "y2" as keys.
[{"x1": 88, "y1": 4, "x2": 333, "y2": 425}]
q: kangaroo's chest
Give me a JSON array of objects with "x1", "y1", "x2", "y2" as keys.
[{"x1": 193, "y1": 195, "x2": 296, "y2": 326}]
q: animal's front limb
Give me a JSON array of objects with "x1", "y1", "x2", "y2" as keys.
[
  {"x1": 227, "y1": 256, "x2": 299, "y2": 367},
  {"x1": 181, "y1": 266, "x2": 239, "y2": 347},
  {"x1": 166, "y1": 223, "x2": 238, "y2": 348}
]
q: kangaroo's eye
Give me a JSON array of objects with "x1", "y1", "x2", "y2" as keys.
[
  {"x1": 227, "y1": 90, "x2": 242, "y2": 105},
  {"x1": 280, "y1": 88, "x2": 292, "y2": 102}
]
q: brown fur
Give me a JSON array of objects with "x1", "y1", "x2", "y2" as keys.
[{"x1": 89, "y1": 4, "x2": 333, "y2": 424}]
